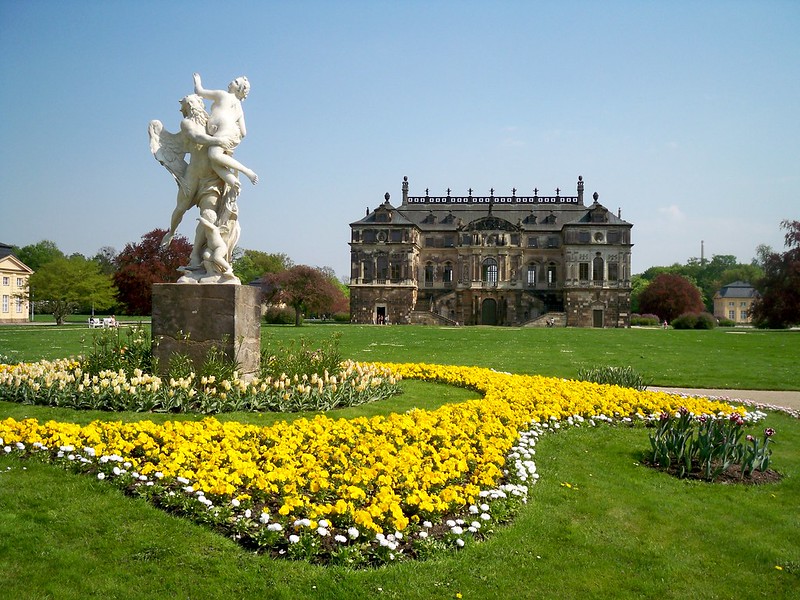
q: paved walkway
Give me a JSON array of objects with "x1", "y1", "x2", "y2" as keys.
[{"x1": 650, "y1": 387, "x2": 800, "y2": 412}]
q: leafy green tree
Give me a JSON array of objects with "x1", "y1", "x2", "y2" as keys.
[
  {"x1": 751, "y1": 220, "x2": 800, "y2": 328},
  {"x1": 639, "y1": 255, "x2": 762, "y2": 312},
  {"x1": 752, "y1": 244, "x2": 773, "y2": 269},
  {"x1": 92, "y1": 246, "x2": 118, "y2": 275},
  {"x1": 13, "y1": 240, "x2": 65, "y2": 271},
  {"x1": 29, "y1": 256, "x2": 116, "y2": 324},
  {"x1": 638, "y1": 273, "x2": 705, "y2": 323},
  {"x1": 717, "y1": 264, "x2": 763, "y2": 288},
  {"x1": 630, "y1": 274, "x2": 650, "y2": 313},
  {"x1": 232, "y1": 249, "x2": 293, "y2": 283}
]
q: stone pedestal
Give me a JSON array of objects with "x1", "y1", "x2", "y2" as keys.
[{"x1": 152, "y1": 284, "x2": 261, "y2": 378}]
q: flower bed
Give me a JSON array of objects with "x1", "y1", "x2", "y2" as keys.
[
  {"x1": 0, "y1": 361, "x2": 762, "y2": 566},
  {"x1": 0, "y1": 359, "x2": 399, "y2": 413}
]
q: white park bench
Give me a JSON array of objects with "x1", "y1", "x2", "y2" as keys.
[{"x1": 88, "y1": 317, "x2": 117, "y2": 328}]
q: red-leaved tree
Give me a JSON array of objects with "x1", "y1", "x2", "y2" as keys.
[
  {"x1": 751, "y1": 220, "x2": 800, "y2": 328},
  {"x1": 262, "y1": 265, "x2": 346, "y2": 326},
  {"x1": 638, "y1": 273, "x2": 705, "y2": 323},
  {"x1": 114, "y1": 229, "x2": 192, "y2": 315}
]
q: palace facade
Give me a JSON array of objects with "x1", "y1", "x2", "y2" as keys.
[{"x1": 349, "y1": 177, "x2": 633, "y2": 327}]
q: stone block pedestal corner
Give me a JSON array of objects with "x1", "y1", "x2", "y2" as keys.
[{"x1": 151, "y1": 283, "x2": 261, "y2": 378}]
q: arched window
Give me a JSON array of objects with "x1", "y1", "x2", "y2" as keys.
[
  {"x1": 362, "y1": 259, "x2": 374, "y2": 282},
  {"x1": 593, "y1": 254, "x2": 604, "y2": 281},
  {"x1": 443, "y1": 262, "x2": 453, "y2": 284},
  {"x1": 376, "y1": 255, "x2": 389, "y2": 282},
  {"x1": 424, "y1": 262, "x2": 435, "y2": 286},
  {"x1": 482, "y1": 258, "x2": 498, "y2": 284},
  {"x1": 547, "y1": 262, "x2": 557, "y2": 285},
  {"x1": 526, "y1": 263, "x2": 537, "y2": 287}
]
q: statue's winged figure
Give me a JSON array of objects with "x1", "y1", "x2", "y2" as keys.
[{"x1": 148, "y1": 118, "x2": 190, "y2": 196}]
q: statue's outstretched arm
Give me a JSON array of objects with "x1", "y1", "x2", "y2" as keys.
[{"x1": 193, "y1": 72, "x2": 225, "y2": 102}]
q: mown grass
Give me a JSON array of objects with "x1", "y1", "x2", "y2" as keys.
[
  {"x1": 1, "y1": 323, "x2": 798, "y2": 598},
  {"x1": 3, "y1": 323, "x2": 798, "y2": 390}
]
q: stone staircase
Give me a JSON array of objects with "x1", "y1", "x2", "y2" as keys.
[
  {"x1": 409, "y1": 310, "x2": 460, "y2": 326},
  {"x1": 523, "y1": 312, "x2": 566, "y2": 327}
]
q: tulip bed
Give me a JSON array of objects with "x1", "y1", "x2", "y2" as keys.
[
  {"x1": 0, "y1": 358, "x2": 400, "y2": 413},
  {"x1": 0, "y1": 360, "x2": 762, "y2": 566}
]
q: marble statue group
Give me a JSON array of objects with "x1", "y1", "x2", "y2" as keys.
[{"x1": 149, "y1": 73, "x2": 258, "y2": 284}]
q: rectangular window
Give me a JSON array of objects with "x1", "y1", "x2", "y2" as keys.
[
  {"x1": 16, "y1": 297, "x2": 23, "y2": 313},
  {"x1": 2, "y1": 295, "x2": 8, "y2": 312},
  {"x1": 547, "y1": 236, "x2": 559, "y2": 248},
  {"x1": 607, "y1": 262, "x2": 619, "y2": 281},
  {"x1": 579, "y1": 231, "x2": 590, "y2": 243},
  {"x1": 526, "y1": 265, "x2": 536, "y2": 286},
  {"x1": 390, "y1": 229, "x2": 403, "y2": 242},
  {"x1": 607, "y1": 231, "x2": 621, "y2": 244},
  {"x1": 16, "y1": 277, "x2": 23, "y2": 287},
  {"x1": 443, "y1": 264, "x2": 453, "y2": 283},
  {"x1": 547, "y1": 265, "x2": 557, "y2": 284},
  {"x1": 2, "y1": 277, "x2": 8, "y2": 286},
  {"x1": 444, "y1": 236, "x2": 455, "y2": 248},
  {"x1": 579, "y1": 263, "x2": 589, "y2": 280},
  {"x1": 527, "y1": 236, "x2": 538, "y2": 248},
  {"x1": 741, "y1": 310, "x2": 748, "y2": 320},
  {"x1": 729, "y1": 310, "x2": 735, "y2": 320},
  {"x1": 461, "y1": 233, "x2": 471, "y2": 246}
]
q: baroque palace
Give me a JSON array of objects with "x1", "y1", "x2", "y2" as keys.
[{"x1": 349, "y1": 176, "x2": 633, "y2": 327}]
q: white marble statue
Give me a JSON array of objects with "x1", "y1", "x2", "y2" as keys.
[{"x1": 148, "y1": 74, "x2": 258, "y2": 284}]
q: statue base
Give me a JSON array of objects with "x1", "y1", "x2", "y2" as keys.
[
  {"x1": 176, "y1": 271, "x2": 242, "y2": 285},
  {"x1": 151, "y1": 283, "x2": 261, "y2": 378}
]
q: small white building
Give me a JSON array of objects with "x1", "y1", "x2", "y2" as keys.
[
  {"x1": 0, "y1": 243, "x2": 34, "y2": 324},
  {"x1": 713, "y1": 280, "x2": 758, "y2": 324}
]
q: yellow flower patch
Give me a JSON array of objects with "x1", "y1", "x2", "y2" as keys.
[{"x1": 0, "y1": 362, "x2": 741, "y2": 536}]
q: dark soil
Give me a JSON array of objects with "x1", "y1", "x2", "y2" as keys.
[{"x1": 643, "y1": 460, "x2": 783, "y2": 485}]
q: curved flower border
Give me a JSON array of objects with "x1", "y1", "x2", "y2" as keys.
[{"x1": 0, "y1": 361, "x2": 766, "y2": 565}]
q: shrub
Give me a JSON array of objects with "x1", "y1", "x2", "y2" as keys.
[
  {"x1": 672, "y1": 312, "x2": 717, "y2": 330},
  {"x1": 82, "y1": 324, "x2": 153, "y2": 376},
  {"x1": 695, "y1": 312, "x2": 717, "y2": 329},
  {"x1": 717, "y1": 316, "x2": 736, "y2": 327},
  {"x1": 261, "y1": 333, "x2": 343, "y2": 379},
  {"x1": 630, "y1": 313, "x2": 660, "y2": 327},
  {"x1": 576, "y1": 365, "x2": 650, "y2": 391},
  {"x1": 332, "y1": 312, "x2": 351, "y2": 323},
  {"x1": 264, "y1": 307, "x2": 295, "y2": 325},
  {"x1": 671, "y1": 312, "x2": 698, "y2": 329}
]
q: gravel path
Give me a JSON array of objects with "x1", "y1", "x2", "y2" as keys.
[{"x1": 650, "y1": 387, "x2": 800, "y2": 412}]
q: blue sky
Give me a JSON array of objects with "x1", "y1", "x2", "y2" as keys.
[{"x1": 1, "y1": 0, "x2": 797, "y2": 280}]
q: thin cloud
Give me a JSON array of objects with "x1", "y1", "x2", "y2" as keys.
[{"x1": 658, "y1": 204, "x2": 686, "y2": 221}]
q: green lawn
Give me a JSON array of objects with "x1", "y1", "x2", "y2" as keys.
[
  {"x1": 1, "y1": 323, "x2": 798, "y2": 599},
  {"x1": 3, "y1": 323, "x2": 799, "y2": 390}
]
